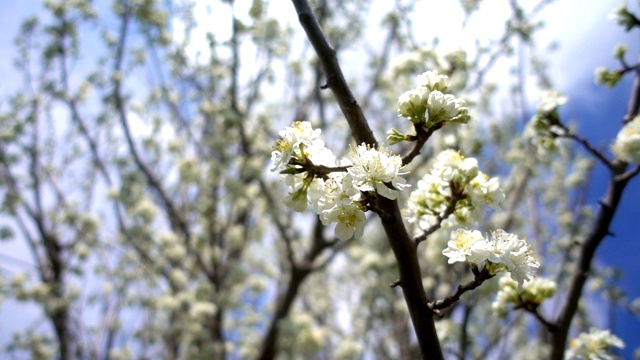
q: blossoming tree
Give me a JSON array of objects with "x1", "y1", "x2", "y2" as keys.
[{"x1": 0, "y1": 0, "x2": 638, "y2": 359}]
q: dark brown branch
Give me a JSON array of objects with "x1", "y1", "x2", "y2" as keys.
[
  {"x1": 458, "y1": 303, "x2": 473, "y2": 359},
  {"x1": 528, "y1": 306, "x2": 557, "y2": 332},
  {"x1": 291, "y1": 0, "x2": 377, "y2": 147},
  {"x1": 379, "y1": 197, "x2": 444, "y2": 359},
  {"x1": 291, "y1": 1, "x2": 443, "y2": 358},
  {"x1": 429, "y1": 267, "x2": 494, "y2": 312},
  {"x1": 256, "y1": 218, "x2": 334, "y2": 360},
  {"x1": 616, "y1": 163, "x2": 640, "y2": 182},
  {"x1": 549, "y1": 68, "x2": 640, "y2": 360},
  {"x1": 413, "y1": 188, "x2": 465, "y2": 246},
  {"x1": 402, "y1": 122, "x2": 442, "y2": 166},
  {"x1": 554, "y1": 123, "x2": 613, "y2": 170}
]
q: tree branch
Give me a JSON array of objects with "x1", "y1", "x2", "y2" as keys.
[
  {"x1": 290, "y1": 0, "x2": 377, "y2": 147},
  {"x1": 549, "y1": 68, "x2": 640, "y2": 360},
  {"x1": 554, "y1": 123, "x2": 613, "y2": 170},
  {"x1": 291, "y1": 1, "x2": 443, "y2": 358},
  {"x1": 428, "y1": 267, "x2": 494, "y2": 313}
]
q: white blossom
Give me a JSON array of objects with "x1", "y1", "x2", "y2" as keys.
[
  {"x1": 442, "y1": 229, "x2": 484, "y2": 264},
  {"x1": 315, "y1": 173, "x2": 361, "y2": 212},
  {"x1": 397, "y1": 87, "x2": 430, "y2": 121},
  {"x1": 282, "y1": 173, "x2": 312, "y2": 212},
  {"x1": 567, "y1": 328, "x2": 625, "y2": 360},
  {"x1": 345, "y1": 144, "x2": 409, "y2": 200},
  {"x1": 270, "y1": 121, "x2": 323, "y2": 172},
  {"x1": 537, "y1": 90, "x2": 567, "y2": 114},
  {"x1": 132, "y1": 197, "x2": 158, "y2": 222},
  {"x1": 335, "y1": 339, "x2": 363, "y2": 359},
  {"x1": 405, "y1": 150, "x2": 503, "y2": 230},
  {"x1": 611, "y1": 115, "x2": 640, "y2": 163},
  {"x1": 417, "y1": 70, "x2": 450, "y2": 92},
  {"x1": 492, "y1": 276, "x2": 557, "y2": 318},
  {"x1": 189, "y1": 301, "x2": 217, "y2": 318},
  {"x1": 397, "y1": 71, "x2": 470, "y2": 127},
  {"x1": 320, "y1": 202, "x2": 366, "y2": 241},
  {"x1": 443, "y1": 229, "x2": 539, "y2": 288}
]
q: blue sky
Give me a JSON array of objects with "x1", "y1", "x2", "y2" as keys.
[
  {"x1": 1, "y1": 0, "x2": 639, "y2": 357},
  {"x1": 545, "y1": 3, "x2": 640, "y2": 357},
  {"x1": 569, "y1": 76, "x2": 640, "y2": 357}
]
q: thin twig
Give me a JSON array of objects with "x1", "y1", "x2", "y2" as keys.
[{"x1": 429, "y1": 268, "x2": 494, "y2": 311}]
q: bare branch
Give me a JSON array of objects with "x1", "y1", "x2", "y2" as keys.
[
  {"x1": 429, "y1": 267, "x2": 494, "y2": 312},
  {"x1": 290, "y1": 0, "x2": 377, "y2": 147},
  {"x1": 291, "y1": 1, "x2": 444, "y2": 358},
  {"x1": 549, "y1": 63, "x2": 640, "y2": 360},
  {"x1": 554, "y1": 123, "x2": 613, "y2": 170}
]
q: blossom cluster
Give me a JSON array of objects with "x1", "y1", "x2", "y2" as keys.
[
  {"x1": 396, "y1": 70, "x2": 470, "y2": 130},
  {"x1": 611, "y1": 115, "x2": 640, "y2": 163},
  {"x1": 525, "y1": 90, "x2": 569, "y2": 157},
  {"x1": 609, "y1": 4, "x2": 638, "y2": 32},
  {"x1": 492, "y1": 276, "x2": 557, "y2": 318},
  {"x1": 442, "y1": 229, "x2": 539, "y2": 287},
  {"x1": 270, "y1": 121, "x2": 327, "y2": 172},
  {"x1": 405, "y1": 150, "x2": 504, "y2": 231},
  {"x1": 271, "y1": 121, "x2": 409, "y2": 240},
  {"x1": 566, "y1": 328, "x2": 625, "y2": 360},
  {"x1": 595, "y1": 67, "x2": 623, "y2": 88}
]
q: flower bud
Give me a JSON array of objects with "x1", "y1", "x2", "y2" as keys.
[
  {"x1": 594, "y1": 67, "x2": 622, "y2": 88},
  {"x1": 386, "y1": 128, "x2": 407, "y2": 145},
  {"x1": 613, "y1": 42, "x2": 628, "y2": 60}
]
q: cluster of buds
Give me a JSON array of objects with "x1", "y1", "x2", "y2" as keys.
[
  {"x1": 524, "y1": 90, "x2": 569, "y2": 157},
  {"x1": 389, "y1": 70, "x2": 470, "y2": 144},
  {"x1": 405, "y1": 150, "x2": 504, "y2": 230},
  {"x1": 492, "y1": 276, "x2": 557, "y2": 318}
]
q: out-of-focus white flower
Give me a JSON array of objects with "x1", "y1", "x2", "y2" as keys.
[
  {"x1": 609, "y1": 4, "x2": 637, "y2": 32},
  {"x1": 466, "y1": 173, "x2": 505, "y2": 207},
  {"x1": 612, "y1": 115, "x2": 640, "y2": 163},
  {"x1": 492, "y1": 276, "x2": 557, "y2": 318},
  {"x1": 345, "y1": 144, "x2": 409, "y2": 200},
  {"x1": 418, "y1": 70, "x2": 450, "y2": 92},
  {"x1": 434, "y1": 319, "x2": 460, "y2": 344},
  {"x1": 189, "y1": 301, "x2": 217, "y2": 318},
  {"x1": 169, "y1": 269, "x2": 188, "y2": 287},
  {"x1": 613, "y1": 43, "x2": 628, "y2": 60},
  {"x1": 433, "y1": 149, "x2": 479, "y2": 181},
  {"x1": 132, "y1": 197, "x2": 158, "y2": 223},
  {"x1": 335, "y1": 339, "x2": 363, "y2": 359},
  {"x1": 537, "y1": 90, "x2": 567, "y2": 114},
  {"x1": 525, "y1": 90, "x2": 569, "y2": 159},
  {"x1": 595, "y1": 67, "x2": 623, "y2": 88},
  {"x1": 156, "y1": 295, "x2": 180, "y2": 310},
  {"x1": 178, "y1": 157, "x2": 199, "y2": 182},
  {"x1": 567, "y1": 328, "x2": 625, "y2": 360}
]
